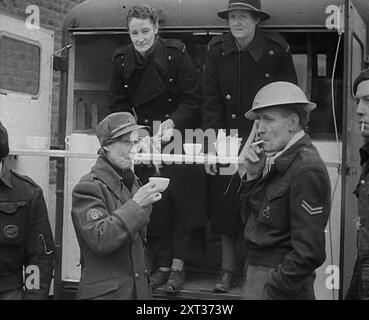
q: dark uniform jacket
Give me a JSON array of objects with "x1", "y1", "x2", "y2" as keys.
[
  {"x1": 111, "y1": 36, "x2": 201, "y2": 133},
  {"x1": 202, "y1": 29, "x2": 298, "y2": 140},
  {"x1": 110, "y1": 36, "x2": 207, "y2": 234},
  {"x1": 202, "y1": 29, "x2": 297, "y2": 235},
  {"x1": 346, "y1": 141, "x2": 369, "y2": 300},
  {"x1": 238, "y1": 134, "x2": 331, "y2": 299},
  {"x1": 71, "y1": 156, "x2": 151, "y2": 300},
  {"x1": 0, "y1": 162, "x2": 54, "y2": 299}
]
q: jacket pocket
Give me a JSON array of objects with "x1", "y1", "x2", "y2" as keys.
[
  {"x1": 266, "y1": 183, "x2": 289, "y2": 201},
  {"x1": 257, "y1": 183, "x2": 289, "y2": 227},
  {"x1": 0, "y1": 201, "x2": 26, "y2": 245},
  {"x1": 77, "y1": 277, "x2": 120, "y2": 300}
]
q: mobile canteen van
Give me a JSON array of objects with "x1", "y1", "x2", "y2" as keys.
[{"x1": 2, "y1": 0, "x2": 368, "y2": 299}]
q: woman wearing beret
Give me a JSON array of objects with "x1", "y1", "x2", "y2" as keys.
[
  {"x1": 202, "y1": 0, "x2": 298, "y2": 293},
  {"x1": 110, "y1": 5, "x2": 207, "y2": 294}
]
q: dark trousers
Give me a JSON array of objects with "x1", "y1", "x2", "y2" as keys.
[
  {"x1": 148, "y1": 230, "x2": 192, "y2": 268},
  {"x1": 0, "y1": 289, "x2": 22, "y2": 300},
  {"x1": 135, "y1": 163, "x2": 206, "y2": 270},
  {"x1": 346, "y1": 225, "x2": 369, "y2": 300}
]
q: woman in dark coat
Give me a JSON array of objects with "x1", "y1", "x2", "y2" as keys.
[
  {"x1": 202, "y1": 0, "x2": 298, "y2": 292},
  {"x1": 110, "y1": 5, "x2": 207, "y2": 293}
]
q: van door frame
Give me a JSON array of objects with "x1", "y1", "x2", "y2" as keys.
[{"x1": 340, "y1": 0, "x2": 367, "y2": 299}]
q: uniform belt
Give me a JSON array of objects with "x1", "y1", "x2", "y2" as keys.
[{"x1": 0, "y1": 272, "x2": 23, "y2": 293}]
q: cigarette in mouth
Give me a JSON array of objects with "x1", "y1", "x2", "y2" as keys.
[
  {"x1": 362, "y1": 122, "x2": 365, "y2": 133},
  {"x1": 251, "y1": 140, "x2": 264, "y2": 147}
]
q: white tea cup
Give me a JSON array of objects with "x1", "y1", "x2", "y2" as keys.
[
  {"x1": 214, "y1": 141, "x2": 240, "y2": 157},
  {"x1": 183, "y1": 143, "x2": 202, "y2": 156},
  {"x1": 149, "y1": 177, "x2": 170, "y2": 192}
]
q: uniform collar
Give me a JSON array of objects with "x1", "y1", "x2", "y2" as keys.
[
  {"x1": 124, "y1": 36, "x2": 167, "y2": 79},
  {"x1": 223, "y1": 28, "x2": 266, "y2": 62},
  {"x1": 247, "y1": 28, "x2": 267, "y2": 62},
  {"x1": 359, "y1": 140, "x2": 369, "y2": 165},
  {"x1": 0, "y1": 161, "x2": 13, "y2": 188},
  {"x1": 91, "y1": 157, "x2": 126, "y2": 196},
  {"x1": 272, "y1": 133, "x2": 311, "y2": 174}
]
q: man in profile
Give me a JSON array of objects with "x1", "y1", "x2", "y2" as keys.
[{"x1": 346, "y1": 68, "x2": 369, "y2": 300}]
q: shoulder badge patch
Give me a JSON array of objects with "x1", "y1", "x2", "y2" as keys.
[
  {"x1": 87, "y1": 208, "x2": 103, "y2": 221},
  {"x1": 301, "y1": 200, "x2": 323, "y2": 215}
]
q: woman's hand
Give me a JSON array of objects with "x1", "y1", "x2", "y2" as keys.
[
  {"x1": 204, "y1": 151, "x2": 218, "y2": 175},
  {"x1": 132, "y1": 181, "x2": 162, "y2": 208},
  {"x1": 159, "y1": 119, "x2": 175, "y2": 142}
]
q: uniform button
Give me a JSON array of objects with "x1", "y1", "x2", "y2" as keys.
[
  {"x1": 144, "y1": 119, "x2": 149, "y2": 124},
  {"x1": 266, "y1": 206, "x2": 271, "y2": 219},
  {"x1": 168, "y1": 55, "x2": 172, "y2": 61},
  {"x1": 231, "y1": 114, "x2": 237, "y2": 119},
  {"x1": 121, "y1": 63, "x2": 124, "y2": 67},
  {"x1": 269, "y1": 50, "x2": 274, "y2": 56},
  {"x1": 226, "y1": 94, "x2": 231, "y2": 100},
  {"x1": 124, "y1": 84, "x2": 128, "y2": 88},
  {"x1": 165, "y1": 114, "x2": 170, "y2": 119},
  {"x1": 265, "y1": 73, "x2": 271, "y2": 78},
  {"x1": 168, "y1": 98, "x2": 172, "y2": 102},
  {"x1": 135, "y1": 273, "x2": 140, "y2": 279},
  {"x1": 144, "y1": 237, "x2": 147, "y2": 243},
  {"x1": 169, "y1": 78, "x2": 173, "y2": 83},
  {"x1": 144, "y1": 269, "x2": 149, "y2": 275},
  {"x1": 263, "y1": 206, "x2": 271, "y2": 219},
  {"x1": 361, "y1": 180, "x2": 366, "y2": 185}
]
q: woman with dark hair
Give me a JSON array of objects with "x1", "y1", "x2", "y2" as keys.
[
  {"x1": 202, "y1": 0, "x2": 298, "y2": 293},
  {"x1": 110, "y1": 5, "x2": 207, "y2": 294}
]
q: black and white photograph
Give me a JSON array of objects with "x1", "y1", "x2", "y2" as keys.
[{"x1": 1, "y1": 0, "x2": 369, "y2": 307}]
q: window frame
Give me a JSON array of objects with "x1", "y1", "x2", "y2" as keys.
[{"x1": 0, "y1": 31, "x2": 42, "y2": 98}]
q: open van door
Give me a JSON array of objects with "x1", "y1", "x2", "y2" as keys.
[
  {"x1": 0, "y1": 14, "x2": 54, "y2": 229},
  {"x1": 340, "y1": 0, "x2": 367, "y2": 299}
]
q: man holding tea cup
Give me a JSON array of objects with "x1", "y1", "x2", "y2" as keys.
[{"x1": 238, "y1": 82, "x2": 331, "y2": 299}]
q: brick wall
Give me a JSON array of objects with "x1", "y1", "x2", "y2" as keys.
[{"x1": 0, "y1": 0, "x2": 86, "y2": 144}]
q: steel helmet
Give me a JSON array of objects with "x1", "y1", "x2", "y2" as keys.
[{"x1": 245, "y1": 81, "x2": 317, "y2": 120}]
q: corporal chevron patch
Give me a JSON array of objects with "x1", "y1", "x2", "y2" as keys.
[{"x1": 301, "y1": 200, "x2": 323, "y2": 215}]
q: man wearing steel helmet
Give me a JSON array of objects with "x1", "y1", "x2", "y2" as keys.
[
  {"x1": 346, "y1": 68, "x2": 369, "y2": 300},
  {"x1": 237, "y1": 82, "x2": 331, "y2": 300}
]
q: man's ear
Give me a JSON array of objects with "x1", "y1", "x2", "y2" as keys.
[{"x1": 289, "y1": 114, "x2": 300, "y2": 131}]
